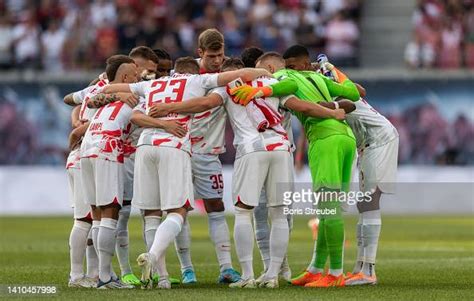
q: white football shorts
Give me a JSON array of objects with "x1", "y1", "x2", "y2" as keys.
[
  {"x1": 233, "y1": 151, "x2": 293, "y2": 207},
  {"x1": 359, "y1": 137, "x2": 399, "y2": 194},
  {"x1": 123, "y1": 156, "x2": 134, "y2": 201},
  {"x1": 191, "y1": 154, "x2": 223, "y2": 200},
  {"x1": 80, "y1": 157, "x2": 124, "y2": 207},
  {"x1": 132, "y1": 145, "x2": 194, "y2": 211},
  {"x1": 67, "y1": 167, "x2": 91, "y2": 219}
]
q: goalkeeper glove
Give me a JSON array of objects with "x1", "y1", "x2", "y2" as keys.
[{"x1": 229, "y1": 85, "x2": 273, "y2": 106}]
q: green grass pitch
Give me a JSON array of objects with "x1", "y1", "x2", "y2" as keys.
[{"x1": 0, "y1": 215, "x2": 473, "y2": 300}]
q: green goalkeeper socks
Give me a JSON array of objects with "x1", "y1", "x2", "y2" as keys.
[
  {"x1": 312, "y1": 218, "x2": 329, "y2": 271},
  {"x1": 325, "y1": 217, "x2": 345, "y2": 273}
]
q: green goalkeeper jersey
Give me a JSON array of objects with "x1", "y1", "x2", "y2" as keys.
[{"x1": 272, "y1": 69, "x2": 359, "y2": 141}]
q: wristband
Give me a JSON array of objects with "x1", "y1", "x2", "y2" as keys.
[{"x1": 334, "y1": 102, "x2": 339, "y2": 109}]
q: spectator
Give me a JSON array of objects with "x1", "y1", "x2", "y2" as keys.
[
  {"x1": 41, "y1": 19, "x2": 66, "y2": 71},
  {"x1": 90, "y1": 0, "x2": 117, "y2": 27},
  {"x1": 325, "y1": 11, "x2": 359, "y2": 66},
  {"x1": 438, "y1": 18, "x2": 463, "y2": 68},
  {"x1": 12, "y1": 10, "x2": 41, "y2": 69},
  {"x1": 405, "y1": 32, "x2": 436, "y2": 68}
]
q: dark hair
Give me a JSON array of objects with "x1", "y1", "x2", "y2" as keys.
[
  {"x1": 256, "y1": 51, "x2": 284, "y2": 65},
  {"x1": 174, "y1": 56, "x2": 200, "y2": 74},
  {"x1": 221, "y1": 57, "x2": 245, "y2": 71},
  {"x1": 282, "y1": 45, "x2": 310, "y2": 59},
  {"x1": 129, "y1": 46, "x2": 159, "y2": 63},
  {"x1": 153, "y1": 48, "x2": 172, "y2": 61},
  {"x1": 105, "y1": 55, "x2": 135, "y2": 81},
  {"x1": 198, "y1": 28, "x2": 224, "y2": 51},
  {"x1": 240, "y1": 46, "x2": 264, "y2": 68}
]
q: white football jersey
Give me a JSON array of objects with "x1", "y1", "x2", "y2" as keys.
[
  {"x1": 81, "y1": 100, "x2": 135, "y2": 163},
  {"x1": 190, "y1": 105, "x2": 227, "y2": 155},
  {"x1": 346, "y1": 98, "x2": 399, "y2": 148},
  {"x1": 130, "y1": 73, "x2": 219, "y2": 155},
  {"x1": 123, "y1": 123, "x2": 143, "y2": 158},
  {"x1": 66, "y1": 148, "x2": 81, "y2": 169},
  {"x1": 212, "y1": 76, "x2": 292, "y2": 159},
  {"x1": 76, "y1": 79, "x2": 108, "y2": 121},
  {"x1": 280, "y1": 108, "x2": 295, "y2": 152}
]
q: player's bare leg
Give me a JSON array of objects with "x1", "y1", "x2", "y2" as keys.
[
  {"x1": 346, "y1": 188, "x2": 381, "y2": 286},
  {"x1": 230, "y1": 202, "x2": 257, "y2": 289},
  {"x1": 205, "y1": 199, "x2": 240, "y2": 283}
]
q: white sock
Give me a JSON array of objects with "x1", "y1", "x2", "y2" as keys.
[
  {"x1": 98, "y1": 218, "x2": 118, "y2": 282},
  {"x1": 116, "y1": 205, "x2": 132, "y2": 276},
  {"x1": 361, "y1": 210, "x2": 381, "y2": 277},
  {"x1": 174, "y1": 218, "x2": 194, "y2": 272},
  {"x1": 91, "y1": 220, "x2": 100, "y2": 255},
  {"x1": 149, "y1": 213, "x2": 184, "y2": 277},
  {"x1": 253, "y1": 200, "x2": 270, "y2": 272},
  {"x1": 144, "y1": 216, "x2": 162, "y2": 252},
  {"x1": 329, "y1": 268, "x2": 343, "y2": 276},
  {"x1": 86, "y1": 230, "x2": 99, "y2": 278},
  {"x1": 353, "y1": 214, "x2": 364, "y2": 274},
  {"x1": 69, "y1": 220, "x2": 91, "y2": 281},
  {"x1": 265, "y1": 206, "x2": 289, "y2": 279},
  {"x1": 234, "y1": 206, "x2": 254, "y2": 280},
  {"x1": 208, "y1": 211, "x2": 232, "y2": 272}
]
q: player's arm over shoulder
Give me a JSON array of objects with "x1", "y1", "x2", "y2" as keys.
[
  {"x1": 283, "y1": 96, "x2": 345, "y2": 120},
  {"x1": 64, "y1": 86, "x2": 90, "y2": 106},
  {"x1": 319, "y1": 99, "x2": 356, "y2": 113},
  {"x1": 148, "y1": 91, "x2": 223, "y2": 118}
]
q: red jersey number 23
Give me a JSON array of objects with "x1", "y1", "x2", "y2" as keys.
[{"x1": 148, "y1": 79, "x2": 187, "y2": 107}]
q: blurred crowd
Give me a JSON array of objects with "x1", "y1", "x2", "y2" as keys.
[
  {"x1": 0, "y1": 0, "x2": 362, "y2": 71},
  {"x1": 387, "y1": 104, "x2": 474, "y2": 165},
  {"x1": 405, "y1": 0, "x2": 474, "y2": 68}
]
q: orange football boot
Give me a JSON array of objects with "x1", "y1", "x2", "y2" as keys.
[
  {"x1": 291, "y1": 271, "x2": 323, "y2": 286},
  {"x1": 304, "y1": 274, "x2": 345, "y2": 288},
  {"x1": 345, "y1": 272, "x2": 377, "y2": 286}
]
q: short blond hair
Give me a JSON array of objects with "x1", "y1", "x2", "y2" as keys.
[{"x1": 198, "y1": 28, "x2": 224, "y2": 51}]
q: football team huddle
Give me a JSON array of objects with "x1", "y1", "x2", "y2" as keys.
[{"x1": 64, "y1": 28, "x2": 399, "y2": 290}]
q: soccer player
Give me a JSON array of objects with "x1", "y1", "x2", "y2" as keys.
[
  {"x1": 63, "y1": 74, "x2": 110, "y2": 288},
  {"x1": 147, "y1": 58, "x2": 346, "y2": 288},
  {"x1": 240, "y1": 46, "x2": 292, "y2": 282},
  {"x1": 80, "y1": 55, "x2": 139, "y2": 289},
  {"x1": 66, "y1": 105, "x2": 97, "y2": 288},
  {"x1": 317, "y1": 59, "x2": 399, "y2": 286},
  {"x1": 128, "y1": 47, "x2": 195, "y2": 285},
  {"x1": 153, "y1": 48, "x2": 173, "y2": 78},
  {"x1": 190, "y1": 29, "x2": 240, "y2": 283},
  {"x1": 102, "y1": 56, "x2": 272, "y2": 289},
  {"x1": 241, "y1": 46, "x2": 264, "y2": 68},
  {"x1": 231, "y1": 48, "x2": 360, "y2": 287}
]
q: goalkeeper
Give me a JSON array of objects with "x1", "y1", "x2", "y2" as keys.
[{"x1": 230, "y1": 46, "x2": 359, "y2": 288}]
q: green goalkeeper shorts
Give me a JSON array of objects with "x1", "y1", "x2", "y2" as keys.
[{"x1": 308, "y1": 134, "x2": 356, "y2": 193}]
